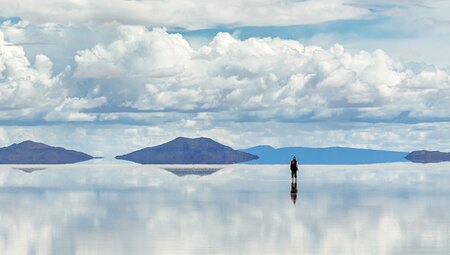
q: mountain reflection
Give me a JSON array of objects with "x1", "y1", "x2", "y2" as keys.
[
  {"x1": 160, "y1": 167, "x2": 223, "y2": 176},
  {"x1": 12, "y1": 167, "x2": 47, "y2": 173},
  {"x1": 1, "y1": 163, "x2": 450, "y2": 254}
]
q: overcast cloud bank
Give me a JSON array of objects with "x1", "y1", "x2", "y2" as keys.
[{"x1": 0, "y1": 0, "x2": 369, "y2": 29}]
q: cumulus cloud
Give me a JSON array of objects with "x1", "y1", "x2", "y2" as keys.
[
  {"x1": 73, "y1": 26, "x2": 450, "y2": 123},
  {"x1": 0, "y1": 0, "x2": 369, "y2": 29},
  {"x1": 0, "y1": 31, "x2": 64, "y2": 119},
  {"x1": 74, "y1": 27, "x2": 193, "y2": 79},
  {"x1": 1, "y1": 22, "x2": 450, "y2": 151},
  {"x1": 0, "y1": 29, "x2": 107, "y2": 122},
  {"x1": 2, "y1": 22, "x2": 450, "y2": 125},
  {"x1": 44, "y1": 97, "x2": 108, "y2": 122}
]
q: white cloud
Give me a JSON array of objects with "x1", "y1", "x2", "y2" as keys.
[
  {"x1": 1, "y1": 22, "x2": 450, "y2": 150},
  {"x1": 44, "y1": 97, "x2": 107, "y2": 122},
  {"x1": 0, "y1": 29, "x2": 107, "y2": 122},
  {"x1": 2, "y1": 23, "x2": 450, "y2": 126},
  {"x1": 0, "y1": 0, "x2": 369, "y2": 29},
  {"x1": 73, "y1": 26, "x2": 450, "y2": 123},
  {"x1": 74, "y1": 27, "x2": 192, "y2": 79},
  {"x1": 0, "y1": 31, "x2": 64, "y2": 119}
]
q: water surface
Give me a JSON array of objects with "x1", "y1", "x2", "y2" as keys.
[{"x1": 1, "y1": 163, "x2": 450, "y2": 254}]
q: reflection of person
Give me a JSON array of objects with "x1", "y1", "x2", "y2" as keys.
[
  {"x1": 290, "y1": 181, "x2": 298, "y2": 204},
  {"x1": 290, "y1": 156, "x2": 298, "y2": 181}
]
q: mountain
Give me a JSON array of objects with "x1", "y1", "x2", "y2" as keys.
[
  {"x1": 240, "y1": 145, "x2": 408, "y2": 164},
  {"x1": 405, "y1": 150, "x2": 450, "y2": 163},
  {"x1": 0, "y1": 140, "x2": 95, "y2": 164},
  {"x1": 115, "y1": 137, "x2": 258, "y2": 164}
]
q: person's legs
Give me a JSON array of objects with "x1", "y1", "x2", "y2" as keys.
[{"x1": 291, "y1": 170, "x2": 297, "y2": 181}]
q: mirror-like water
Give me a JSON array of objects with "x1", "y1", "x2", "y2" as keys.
[{"x1": 1, "y1": 163, "x2": 450, "y2": 255}]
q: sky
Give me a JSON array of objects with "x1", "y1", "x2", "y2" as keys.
[{"x1": 0, "y1": 0, "x2": 450, "y2": 157}]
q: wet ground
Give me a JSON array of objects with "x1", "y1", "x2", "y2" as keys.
[{"x1": 1, "y1": 163, "x2": 450, "y2": 254}]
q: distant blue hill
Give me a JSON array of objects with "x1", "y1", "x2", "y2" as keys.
[{"x1": 240, "y1": 146, "x2": 408, "y2": 165}]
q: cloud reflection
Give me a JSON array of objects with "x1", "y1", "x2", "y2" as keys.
[{"x1": 0, "y1": 164, "x2": 450, "y2": 254}]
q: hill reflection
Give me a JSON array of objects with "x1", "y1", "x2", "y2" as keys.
[
  {"x1": 160, "y1": 167, "x2": 223, "y2": 176},
  {"x1": 12, "y1": 167, "x2": 47, "y2": 173}
]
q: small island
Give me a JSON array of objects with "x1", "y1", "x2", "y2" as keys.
[
  {"x1": 0, "y1": 140, "x2": 95, "y2": 164},
  {"x1": 405, "y1": 150, "x2": 450, "y2": 163},
  {"x1": 116, "y1": 137, "x2": 258, "y2": 164}
]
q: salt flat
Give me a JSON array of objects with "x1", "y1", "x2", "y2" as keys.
[{"x1": 1, "y1": 163, "x2": 450, "y2": 254}]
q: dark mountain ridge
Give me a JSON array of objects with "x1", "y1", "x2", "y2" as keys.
[
  {"x1": 405, "y1": 150, "x2": 450, "y2": 163},
  {"x1": 0, "y1": 140, "x2": 95, "y2": 164},
  {"x1": 115, "y1": 137, "x2": 258, "y2": 164}
]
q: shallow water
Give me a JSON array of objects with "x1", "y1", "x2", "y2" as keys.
[{"x1": 1, "y1": 163, "x2": 450, "y2": 255}]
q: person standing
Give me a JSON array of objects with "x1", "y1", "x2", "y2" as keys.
[{"x1": 290, "y1": 156, "x2": 298, "y2": 182}]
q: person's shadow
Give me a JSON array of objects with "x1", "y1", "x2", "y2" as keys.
[{"x1": 290, "y1": 181, "x2": 298, "y2": 204}]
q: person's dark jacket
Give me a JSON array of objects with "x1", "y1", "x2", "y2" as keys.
[{"x1": 290, "y1": 159, "x2": 298, "y2": 171}]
